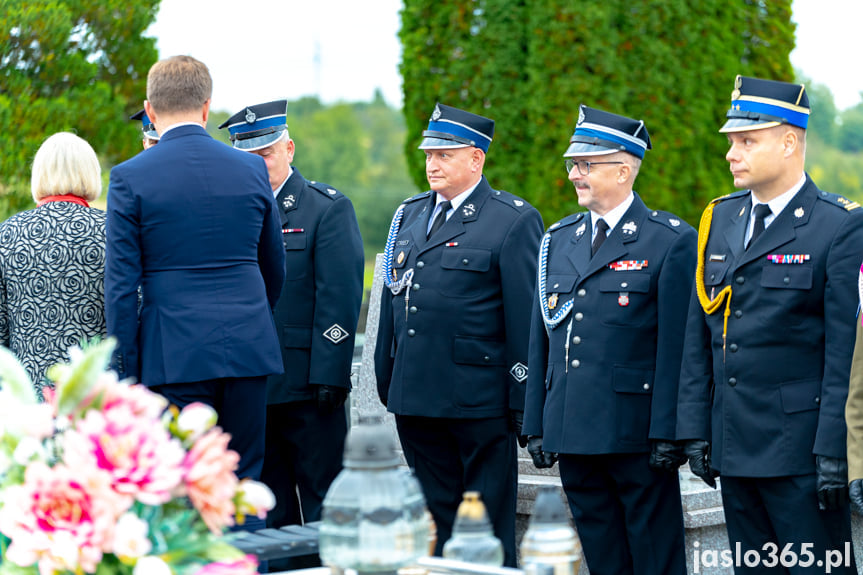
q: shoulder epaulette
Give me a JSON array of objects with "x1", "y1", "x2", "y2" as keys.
[
  {"x1": 816, "y1": 190, "x2": 861, "y2": 211},
  {"x1": 708, "y1": 189, "x2": 749, "y2": 206},
  {"x1": 308, "y1": 181, "x2": 343, "y2": 200},
  {"x1": 401, "y1": 191, "x2": 432, "y2": 205},
  {"x1": 547, "y1": 212, "x2": 586, "y2": 233},
  {"x1": 489, "y1": 189, "x2": 531, "y2": 211},
  {"x1": 648, "y1": 209, "x2": 689, "y2": 232}
]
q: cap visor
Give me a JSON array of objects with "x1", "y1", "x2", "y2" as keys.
[
  {"x1": 418, "y1": 136, "x2": 471, "y2": 150},
  {"x1": 563, "y1": 142, "x2": 619, "y2": 158},
  {"x1": 719, "y1": 118, "x2": 781, "y2": 133},
  {"x1": 233, "y1": 131, "x2": 285, "y2": 152}
]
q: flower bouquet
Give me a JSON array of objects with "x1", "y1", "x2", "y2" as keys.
[{"x1": 0, "y1": 338, "x2": 274, "y2": 575}]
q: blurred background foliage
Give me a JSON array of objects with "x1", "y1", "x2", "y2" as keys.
[{"x1": 2, "y1": 0, "x2": 862, "y2": 263}]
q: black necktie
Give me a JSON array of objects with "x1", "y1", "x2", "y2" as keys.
[
  {"x1": 592, "y1": 218, "x2": 609, "y2": 256},
  {"x1": 748, "y1": 204, "x2": 771, "y2": 249},
  {"x1": 428, "y1": 200, "x2": 452, "y2": 239}
]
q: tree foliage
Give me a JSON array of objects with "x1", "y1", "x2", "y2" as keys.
[
  {"x1": 0, "y1": 0, "x2": 160, "y2": 219},
  {"x1": 400, "y1": 0, "x2": 796, "y2": 226}
]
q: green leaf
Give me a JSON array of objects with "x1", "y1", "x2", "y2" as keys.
[
  {"x1": 53, "y1": 337, "x2": 116, "y2": 417},
  {"x1": 0, "y1": 346, "x2": 36, "y2": 405}
]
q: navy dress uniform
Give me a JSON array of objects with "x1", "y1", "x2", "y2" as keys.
[
  {"x1": 523, "y1": 107, "x2": 693, "y2": 575},
  {"x1": 375, "y1": 104, "x2": 544, "y2": 567},
  {"x1": 677, "y1": 76, "x2": 863, "y2": 573},
  {"x1": 129, "y1": 109, "x2": 159, "y2": 148},
  {"x1": 219, "y1": 101, "x2": 364, "y2": 532}
]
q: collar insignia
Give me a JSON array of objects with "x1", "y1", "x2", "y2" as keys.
[{"x1": 622, "y1": 221, "x2": 637, "y2": 235}]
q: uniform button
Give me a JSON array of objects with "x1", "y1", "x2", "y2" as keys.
[
  {"x1": 417, "y1": 261, "x2": 425, "y2": 269},
  {"x1": 553, "y1": 283, "x2": 560, "y2": 289},
  {"x1": 483, "y1": 355, "x2": 491, "y2": 363},
  {"x1": 783, "y1": 276, "x2": 790, "y2": 284},
  {"x1": 462, "y1": 259, "x2": 469, "y2": 265},
  {"x1": 572, "y1": 336, "x2": 581, "y2": 345},
  {"x1": 571, "y1": 359, "x2": 580, "y2": 368},
  {"x1": 620, "y1": 282, "x2": 628, "y2": 288},
  {"x1": 735, "y1": 276, "x2": 745, "y2": 285},
  {"x1": 574, "y1": 312, "x2": 584, "y2": 321},
  {"x1": 407, "y1": 329, "x2": 416, "y2": 337},
  {"x1": 409, "y1": 306, "x2": 417, "y2": 314},
  {"x1": 815, "y1": 396, "x2": 821, "y2": 404},
  {"x1": 728, "y1": 377, "x2": 737, "y2": 387},
  {"x1": 734, "y1": 310, "x2": 743, "y2": 318},
  {"x1": 729, "y1": 343, "x2": 738, "y2": 352},
  {"x1": 710, "y1": 273, "x2": 716, "y2": 281},
  {"x1": 577, "y1": 289, "x2": 586, "y2": 297},
  {"x1": 412, "y1": 283, "x2": 420, "y2": 291},
  {"x1": 643, "y1": 383, "x2": 650, "y2": 390}
]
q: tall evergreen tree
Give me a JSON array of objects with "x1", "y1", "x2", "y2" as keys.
[{"x1": 400, "y1": 0, "x2": 795, "y2": 225}]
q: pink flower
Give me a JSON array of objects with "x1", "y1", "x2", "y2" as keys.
[
  {"x1": 63, "y1": 404, "x2": 186, "y2": 506},
  {"x1": 0, "y1": 461, "x2": 126, "y2": 575},
  {"x1": 194, "y1": 555, "x2": 259, "y2": 575},
  {"x1": 183, "y1": 428, "x2": 240, "y2": 533}
]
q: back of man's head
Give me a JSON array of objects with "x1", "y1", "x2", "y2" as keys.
[{"x1": 146, "y1": 55, "x2": 212, "y2": 115}]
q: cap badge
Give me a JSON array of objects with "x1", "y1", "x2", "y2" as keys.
[
  {"x1": 731, "y1": 75, "x2": 742, "y2": 101},
  {"x1": 431, "y1": 104, "x2": 442, "y2": 121},
  {"x1": 463, "y1": 203, "x2": 476, "y2": 217},
  {"x1": 575, "y1": 222, "x2": 586, "y2": 237},
  {"x1": 577, "y1": 106, "x2": 585, "y2": 125},
  {"x1": 622, "y1": 221, "x2": 638, "y2": 235},
  {"x1": 514, "y1": 199, "x2": 524, "y2": 207},
  {"x1": 794, "y1": 207, "x2": 804, "y2": 218},
  {"x1": 245, "y1": 108, "x2": 256, "y2": 124},
  {"x1": 669, "y1": 218, "x2": 680, "y2": 227}
]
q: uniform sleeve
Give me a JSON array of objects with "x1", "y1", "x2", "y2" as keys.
[
  {"x1": 374, "y1": 283, "x2": 394, "y2": 406},
  {"x1": 845, "y1": 320, "x2": 863, "y2": 481},
  {"x1": 815, "y1": 208, "x2": 863, "y2": 458},
  {"x1": 307, "y1": 197, "x2": 364, "y2": 389},
  {"x1": 104, "y1": 168, "x2": 143, "y2": 381},
  {"x1": 676, "y1": 268, "x2": 715, "y2": 442},
  {"x1": 522, "y1": 288, "x2": 549, "y2": 437},
  {"x1": 649, "y1": 226, "x2": 697, "y2": 440},
  {"x1": 500, "y1": 207, "x2": 544, "y2": 411},
  {"x1": 257, "y1": 183, "x2": 286, "y2": 310}
]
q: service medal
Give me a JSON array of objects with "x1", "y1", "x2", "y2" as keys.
[{"x1": 548, "y1": 293, "x2": 559, "y2": 310}]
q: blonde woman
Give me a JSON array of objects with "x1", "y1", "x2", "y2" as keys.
[{"x1": 0, "y1": 132, "x2": 106, "y2": 395}]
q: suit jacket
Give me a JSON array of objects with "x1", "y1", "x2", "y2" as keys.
[
  {"x1": 677, "y1": 176, "x2": 863, "y2": 477},
  {"x1": 105, "y1": 124, "x2": 285, "y2": 385},
  {"x1": 522, "y1": 194, "x2": 696, "y2": 454},
  {"x1": 0, "y1": 202, "x2": 106, "y2": 386},
  {"x1": 266, "y1": 168, "x2": 364, "y2": 404},
  {"x1": 846, "y1": 320, "x2": 863, "y2": 481},
  {"x1": 374, "y1": 177, "x2": 543, "y2": 418}
]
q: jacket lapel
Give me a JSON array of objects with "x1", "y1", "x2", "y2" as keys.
[
  {"x1": 565, "y1": 215, "x2": 591, "y2": 277},
  {"x1": 581, "y1": 194, "x2": 648, "y2": 280},
  {"x1": 274, "y1": 169, "x2": 305, "y2": 227},
  {"x1": 722, "y1": 195, "x2": 749, "y2": 261},
  {"x1": 419, "y1": 178, "x2": 490, "y2": 254}
]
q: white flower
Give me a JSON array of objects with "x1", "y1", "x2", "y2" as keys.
[
  {"x1": 177, "y1": 402, "x2": 218, "y2": 441},
  {"x1": 236, "y1": 479, "x2": 276, "y2": 519},
  {"x1": 12, "y1": 437, "x2": 45, "y2": 465},
  {"x1": 134, "y1": 555, "x2": 172, "y2": 575},
  {"x1": 113, "y1": 513, "x2": 152, "y2": 559}
]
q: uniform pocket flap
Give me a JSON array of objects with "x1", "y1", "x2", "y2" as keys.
[
  {"x1": 704, "y1": 262, "x2": 730, "y2": 286},
  {"x1": 282, "y1": 232, "x2": 306, "y2": 250},
  {"x1": 779, "y1": 379, "x2": 821, "y2": 413},
  {"x1": 453, "y1": 336, "x2": 505, "y2": 366},
  {"x1": 441, "y1": 248, "x2": 492, "y2": 272},
  {"x1": 545, "y1": 275, "x2": 577, "y2": 294},
  {"x1": 283, "y1": 326, "x2": 313, "y2": 348},
  {"x1": 761, "y1": 265, "x2": 813, "y2": 290},
  {"x1": 612, "y1": 366, "x2": 655, "y2": 394},
  {"x1": 599, "y1": 273, "x2": 650, "y2": 293}
]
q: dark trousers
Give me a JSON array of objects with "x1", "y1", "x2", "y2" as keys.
[
  {"x1": 557, "y1": 452, "x2": 686, "y2": 575},
  {"x1": 395, "y1": 415, "x2": 517, "y2": 567},
  {"x1": 720, "y1": 474, "x2": 856, "y2": 574},
  {"x1": 261, "y1": 400, "x2": 347, "y2": 527},
  {"x1": 150, "y1": 376, "x2": 268, "y2": 534}
]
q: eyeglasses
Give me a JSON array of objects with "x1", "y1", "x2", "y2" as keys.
[{"x1": 565, "y1": 159, "x2": 624, "y2": 176}]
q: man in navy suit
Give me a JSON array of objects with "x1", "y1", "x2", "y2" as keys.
[
  {"x1": 218, "y1": 100, "x2": 364, "y2": 534},
  {"x1": 375, "y1": 103, "x2": 543, "y2": 566},
  {"x1": 105, "y1": 57, "x2": 285, "y2": 531},
  {"x1": 678, "y1": 76, "x2": 862, "y2": 574},
  {"x1": 523, "y1": 106, "x2": 693, "y2": 575}
]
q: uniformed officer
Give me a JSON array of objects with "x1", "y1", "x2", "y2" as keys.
[
  {"x1": 218, "y1": 101, "x2": 364, "y2": 538},
  {"x1": 678, "y1": 76, "x2": 863, "y2": 574},
  {"x1": 523, "y1": 106, "x2": 693, "y2": 575},
  {"x1": 374, "y1": 103, "x2": 543, "y2": 567},
  {"x1": 130, "y1": 108, "x2": 159, "y2": 149}
]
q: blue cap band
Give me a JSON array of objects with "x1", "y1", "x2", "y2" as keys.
[
  {"x1": 427, "y1": 119, "x2": 492, "y2": 152},
  {"x1": 573, "y1": 127, "x2": 646, "y2": 159},
  {"x1": 228, "y1": 115, "x2": 286, "y2": 139},
  {"x1": 732, "y1": 100, "x2": 809, "y2": 129}
]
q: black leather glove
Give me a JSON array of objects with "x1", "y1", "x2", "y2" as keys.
[
  {"x1": 314, "y1": 385, "x2": 348, "y2": 412},
  {"x1": 683, "y1": 440, "x2": 718, "y2": 488},
  {"x1": 649, "y1": 440, "x2": 688, "y2": 472},
  {"x1": 816, "y1": 455, "x2": 849, "y2": 511},
  {"x1": 527, "y1": 436, "x2": 557, "y2": 468},
  {"x1": 850, "y1": 479, "x2": 863, "y2": 516},
  {"x1": 508, "y1": 410, "x2": 529, "y2": 448}
]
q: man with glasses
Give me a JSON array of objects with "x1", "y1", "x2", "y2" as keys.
[
  {"x1": 523, "y1": 105, "x2": 694, "y2": 575},
  {"x1": 375, "y1": 103, "x2": 543, "y2": 566}
]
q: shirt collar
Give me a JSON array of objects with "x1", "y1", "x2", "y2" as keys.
[
  {"x1": 435, "y1": 179, "x2": 481, "y2": 213},
  {"x1": 273, "y1": 167, "x2": 294, "y2": 198},
  {"x1": 751, "y1": 174, "x2": 806, "y2": 217},
  {"x1": 591, "y1": 191, "x2": 634, "y2": 234}
]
